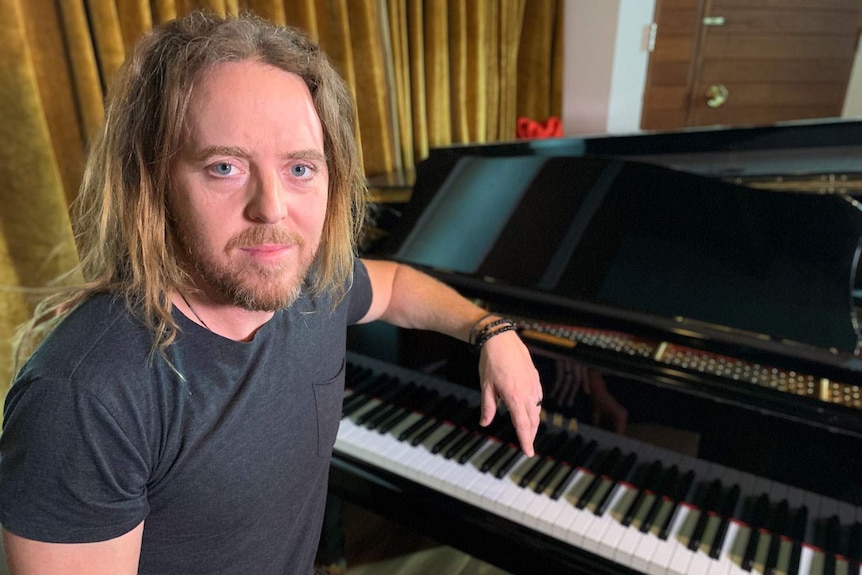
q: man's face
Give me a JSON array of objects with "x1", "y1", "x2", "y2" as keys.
[{"x1": 170, "y1": 61, "x2": 328, "y2": 311}]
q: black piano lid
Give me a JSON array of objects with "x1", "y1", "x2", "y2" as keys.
[{"x1": 378, "y1": 154, "x2": 862, "y2": 361}]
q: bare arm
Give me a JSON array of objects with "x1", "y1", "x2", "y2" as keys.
[
  {"x1": 3, "y1": 523, "x2": 143, "y2": 575},
  {"x1": 360, "y1": 259, "x2": 542, "y2": 456}
]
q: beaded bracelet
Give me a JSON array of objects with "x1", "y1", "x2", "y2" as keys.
[
  {"x1": 471, "y1": 322, "x2": 517, "y2": 353},
  {"x1": 468, "y1": 312, "x2": 496, "y2": 346}
]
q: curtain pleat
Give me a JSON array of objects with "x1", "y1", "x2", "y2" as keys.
[
  {"x1": 463, "y1": 1, "x2": 488, "y2": 143},
  {"x1": 58, "y1": 0, "x2": 105, "y2": 145},
  {"x1": 115, "y1": 1, "x2": 153, "y2": 53},
  {"x1": 86, "y1": 1, "x2": 127, "y2": 90},
  {"x1": 151, "y1": 0, "x2": 178, "y2": 23},
  {"x1": 422, "y1": 0, "x2": 451, "y2": 148},
  {"x1": 345, "y1": 1, "x2": 396, "y2": 176},
  {"x1": 483, "y1": 0, "x2": 500, "y2": 141},
  {"x1": 20, "y1": 0, "x2": 89, "y2": 206},
  {"x1": 0, "y1": 0, "x2": 81, "y2": 412},
  {"x1": 406, "y1": 0, "x2": 429, "y2": 161},
  {"x1": 247, "y1": 0, "x2": 287, "y2": 23},
  {"x1": 447, "y1": 1, "x2": 468, "y2": 143},
  {"x1": 517, "y1": 0, "x2": 558, "y2": 123},
  {"x1": 281, "y1": 0, "x2": 318, "y2": 35},
  {"x1": 387, "y1": 0, "x2": 414, "y2": 171}
]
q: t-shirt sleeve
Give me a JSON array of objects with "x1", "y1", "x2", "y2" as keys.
[
  {"x1": 347, "y1": 258, "x2": 373, "y2": 325},
  {"x1": 0, "y1": 375, "x2": 150, "y2": 543}
]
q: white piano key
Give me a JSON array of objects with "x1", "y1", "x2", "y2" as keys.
[
  {"x1": 647, "y1": 503, "x2": 693, "y2": 575},
  {"x1": 707, "y1": 519, "x2": 745, "y2": 575},
  {"x1": 797, "y1": 543, "x2": 816, "y2": 575},
  {"x1": 615, "y1": 495, "x2": 655, "y2": 565},
  {"x1": 583, "y1": 481, "x2": 632, "y2": 554},
  {"x1": 595, "y1": 485, "x2": 639, "y2": 560},
  {"x1": 452, "y1": 442, "x2": 505, "y2": 505},
  {"x1": 550, "y1": 469, "x2": 596, "y2": 542}
]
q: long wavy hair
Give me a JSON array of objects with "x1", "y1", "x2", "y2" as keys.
[{"x1": 16, "y1": 10, "x2": 367, "y2": 365}]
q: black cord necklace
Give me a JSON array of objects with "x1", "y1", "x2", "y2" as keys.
[{"x1": 178, "y1": 291, "x2": 211, "y2": 331}]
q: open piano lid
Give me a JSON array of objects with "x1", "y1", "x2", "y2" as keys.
[{"x1": 378, "y1": 154, "x2": 862, "y2": 361}]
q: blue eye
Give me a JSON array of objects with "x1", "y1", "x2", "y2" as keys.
[
  {"x1": 291, "y1": 164, "x2": 309, "y2": 177},
  {"x1": 213, "y1": 162, "x2": 233, "y2": 176}
]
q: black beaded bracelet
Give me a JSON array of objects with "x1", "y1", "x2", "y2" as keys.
[
  {"x1": 468, "y1": 312, "x2": 496, "y2": 346},
  {"x1": 472, "y1": 322, "x2": 517, "y2": 353}
]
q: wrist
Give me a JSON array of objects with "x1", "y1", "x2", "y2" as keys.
[{"x1": 469, "y1": 314, "x2": 518, "y2": 353}]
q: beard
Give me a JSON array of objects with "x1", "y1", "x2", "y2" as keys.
[{"x1": 176, "y1": 222, "x2": 318, "y2": 312}]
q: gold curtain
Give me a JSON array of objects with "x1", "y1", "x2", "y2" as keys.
[{"x1": 0, "y1": 0, "x2": 563, "y2": 417}]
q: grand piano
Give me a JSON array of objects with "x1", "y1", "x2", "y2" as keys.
[{"x1": 327, "y1": 119, "x2": 862, "y2": 575}]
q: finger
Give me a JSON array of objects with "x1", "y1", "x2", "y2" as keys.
[
  {"x1": 479, "y1": 382, "x2": 498, "y2": 427},
  {"x1": 511, "y1": 403, "x2": 539, "y2": 457}
]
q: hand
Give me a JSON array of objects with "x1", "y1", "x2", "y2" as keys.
[
  {"x1": 526, "y1": 345, "x2": 628, "y2": 435},
  {"x1": 572, "y1": 363, "x2": 628, "y2": 434},
  {"x1": 477, "y1": 331, "x2": 543, "y2": 456}
]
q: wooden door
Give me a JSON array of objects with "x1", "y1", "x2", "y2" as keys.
[{"x1": 641, "y1": 0, "x2": 862, "y2": 130}]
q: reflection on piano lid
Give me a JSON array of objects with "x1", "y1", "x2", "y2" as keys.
[
  {"x1": 369, "y1": 152, "x2": 862, "y2": 434},
  {"x1": 382, "y1": 156, "x2": 862, "y2": 355}
]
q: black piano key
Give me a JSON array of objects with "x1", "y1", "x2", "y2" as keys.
[
  {"x1": 359, "y1": 381, "x2": 415, "y2": 428},
  {"x1": 709, "y1": 484, "x2": 741, "y2": 559},
  {"x1": 344, "y1": 365, "x2": 373, "y2": 389},
  {"x1": 434, "y1": 426, "x2": 466, "y2": 455},
  {"x1": 367, "y1": 382, "x2": 427, "y2": 431},
  {"x1": 376, "y1": 387, "x2": 434, "y2": 434},
  {"x1": 763, "y1": 499, "x2": 790, "y2": 575},
  {"x1": 641, "y1": 464, "x2": 680, "y2": 534},
  {"x1": 494, "y1": 423, "x2": 547, "y2": 479},
  {"x1": 410, "y1": 397, "x2": 466, "y2": 446},
  {"x1": 786, "y1": 505, "x2": 808, "y2": 575},
  {"x1": 848, "y1": 521, "x2": 862, "y2": 565},
  {"x1": 518, "y1": 431, "x2": 564, "y2": 488},
  {"x1": 342, "y1": 374, "x2": 393, "y2": 416},
  {"x1": 658, "y1": 469, "x2": 695, "y2": 540},
  {"x1": 344, "y1": 370, "x2": 388, "y2": 398},
  {"x1": 688, "y1": 478, "x2": 723, "y2": 551},
  {"x1": 443, "y1": 406, "x2": 479, "y2": 459},
  {"x1": 479, "y1": 426, "x2": 518, "y2": 473},
  {"x1": 353, "y1": 378, "x2": 403, "y2": 426},
  {"x1": 434, "y1": 403, "x2": 477, "y2": 455},
  {"x1": 594, "y1": 451, "x2": 637, "y2": 517},
  {"x1": 443, "y1": 419, "x2": 481, "y2": 459},
  {"x1": 741, "y1": 493, "x2": 770, "y2": 571},
  {"x1": 494, "y1": 447, "x2": 523, "y2": 479},
  {"x1": 621, "y1": 459, "x2": 663, "y2": 527},
  {"x1": 458, "y1": 418, "x2": 507, "y2": 464},
  {"x1": 456, "y1": 433, "x2": 488, "y2": 464},
  {"x1": 550, "y1": 439, "x2": 598, "y2": 500},
  {"x1": 397, "y1": 393, "x2": 449, "y2": 441},
  {"x1": 576, "y1": 447, "x2": 622, "y2": 510},
  {"x1": 535, "y1": 434, "x2": 584, "y2": 494},
  {"x1": 823, "y1": 514, "x2": 841, "y2": 575}
]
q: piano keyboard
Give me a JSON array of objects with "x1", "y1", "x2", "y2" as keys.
[{"x1": 335, "y1": 352, "x2": 862, "y2": 575}]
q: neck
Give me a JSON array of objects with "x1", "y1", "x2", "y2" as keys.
[{"x1": 173, "y1": 290, "x2": 274, "y2": 342}]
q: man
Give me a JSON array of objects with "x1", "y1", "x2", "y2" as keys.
[{"x1": 0, "y1": 11, "x2": 541, "y2": 575}]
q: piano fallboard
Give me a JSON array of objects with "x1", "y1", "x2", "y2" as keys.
[{"x1": 330, "y1": 352, "x2": 862, "y2": 575}]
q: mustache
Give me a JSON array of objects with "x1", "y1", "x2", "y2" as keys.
[{"x1": 225, "y1": 226, "x2": 305, "y2": 251}]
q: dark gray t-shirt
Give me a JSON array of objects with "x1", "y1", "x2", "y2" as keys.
[{"x1": 0, "y1": 260, "x2": 372, "y2": 574}]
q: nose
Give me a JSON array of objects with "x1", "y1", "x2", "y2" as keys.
[{"x1": 247, "y1": 170, "x2": 287, "y2": 223}]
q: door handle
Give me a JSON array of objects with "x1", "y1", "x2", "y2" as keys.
[{"x1": 705, "y1": 84, "x2": 729, "y2": 108}]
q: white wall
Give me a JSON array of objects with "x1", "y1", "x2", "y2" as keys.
[
  {"x1": 563, "y1": 0, "x2": 655, "y2": 136},
  {"x1": 841, "y1": 34, "x2": 862, "y2": 118}
]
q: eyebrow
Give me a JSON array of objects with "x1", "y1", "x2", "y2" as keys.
[{"x1": 189, "y1": 145, "x2": 326, "y2": 164}]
